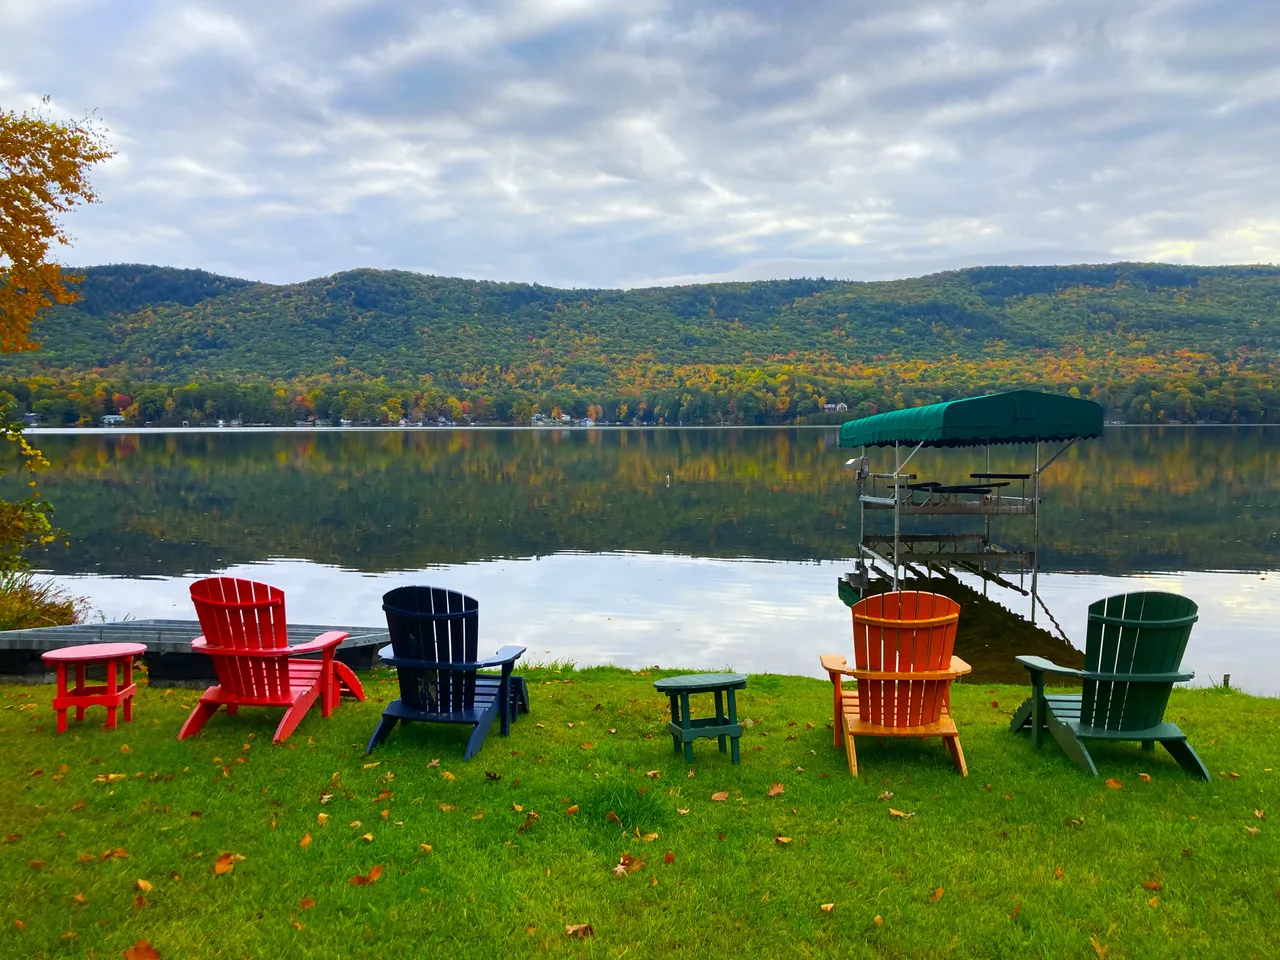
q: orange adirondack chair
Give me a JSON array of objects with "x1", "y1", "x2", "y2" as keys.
[
  {"x1": 178, "y1": 577, "x2": 366, "y2": 743},
  {"x1": 820, "y1": 590, "x2": 971, "y2": 776}
]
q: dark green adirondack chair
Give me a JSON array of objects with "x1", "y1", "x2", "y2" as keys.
[{"x1": 1010, "y1": 591, "x2": 1209, "y2": 780}]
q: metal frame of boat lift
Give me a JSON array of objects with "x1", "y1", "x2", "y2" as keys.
[{"x1": 837, "y1": 390, "x2": 1105, "y2": 627}]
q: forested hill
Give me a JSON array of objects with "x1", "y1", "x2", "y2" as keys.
[{"x1": 4, "y1": 262, "x2": 1279, "y2": 426}]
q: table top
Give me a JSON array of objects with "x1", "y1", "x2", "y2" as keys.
[
  {"x1": 41, "y1": 642, "x2": 148, "y2": 664},
  {"x1": 653, "y1": 672, "x2": 747, "y2": 693}
]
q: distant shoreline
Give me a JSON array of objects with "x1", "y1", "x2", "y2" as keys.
[{"x1": 24, "y1": 422, "x2": 1265, "y2": 436}]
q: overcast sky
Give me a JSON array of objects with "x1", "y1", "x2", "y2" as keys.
[{"x1": 3, "y1": 0, "x2": 1278, "y2": 288}]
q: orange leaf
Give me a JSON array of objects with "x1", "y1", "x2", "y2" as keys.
[
  {"x1": 1054, "y1": 866, "x2": 1065, "y2": 880},
  {"x1": 873, "y1": 915, "x2": 883, "y2": 926},
  {"x1": 1148, "y1": 896, "x2": 1159, "y2": 907},
  {"x1": 565, "y1": 924, "x2": 595, "y2": 939},
  {"x1": 566, "y1": 805, "x2": 579, "y2": 816},
  {"x1": 135, "y1": 879, "x2": 153, "y2": 893},
  {"x1": 888, "y1": 809, "x2": 915, "y2": 819},
  {"x1": 348, "y1": 865, "x2": 383, "y2": 886},
  {"x1": 711, "y1": 792, "x2": 729, "y2": 802},
  {"x1": 439, "y1": 804, "x2": 456, "y2": 812},
  {"x1": 299, "y1": 833, "x2": 312, "y2": 849},
  {"x1": 1105, "y1": 779, "x2": 1123, "y2": 790},
  {"x1": 929, "y1": 887, "x2": 944, "y2": 902},
  {"x1": 1091, "y1": 936, "x2": 1109, "y2": 959},
  {"x1": 641, "y1": 832, "x2": 659, "y2": 842},
  {"x1": 1009, "y1": 902, "x2": 1022, "y2": 919},
  {"x1": 775, "y1": 836, "x2": 792, "y2": 845},
  {"x1": 820, "y1": 902, "x2": 834, "y2": 913},
  {"x1": 664, "y1": 851, "x2": 675, "y2": 864},
  {"x1": 512, "y1": 803, "x2": 524, "y2": 813},
  {"x1": 123, "y1": 939, "x2": 160, "y2": 960},
  {"x1": 1256, "y1": 809, "x2": 1267, "y2": 820},
  {"x1": 213, "y1": 852, "x2": 242, "y2": 876},
  {"x1": 766, "y1": 782, "x2": 784, "y2": 798},
  {"x1": 580, "y1": 742, "x2": 594, "y2": 750},
  {"x1": 299, "y1": 897, "x2": 316, "y2": 911},
  {"x1": 420, "y1": 843, "x2": 433, "y2": 853},
  {"x1": 606, "y1": 810, "x2": 622, "y2": 824},
  {"x1": 1142, "y1": 881, "x2": 1162, "y2": 891},
  {"x1": 441, "y1": 771, "x2": 456, "y2": 781},
  {"x1": 26, "y1": 860, "x2": 42, "y2": 871},
  {"x1": 1138, "y1": 773, "x2": 1152, "y2": 782},
  {"x1": 645, "y1": 770, "x2": 661, "y2": 779}
]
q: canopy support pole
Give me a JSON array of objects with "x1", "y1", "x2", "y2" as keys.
[
  {"x1": 893, "y1": 441, "x2": 900, "y2": 591},
  {"x1": 983, "y1": 443, "x2": 991, "y2": 597},
  {"x1": 1031, "y1": 442, "x2": 1040, "y2": 623}
]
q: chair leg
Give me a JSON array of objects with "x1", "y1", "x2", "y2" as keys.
[
  {"x1": 273, "y1": 700, "x2": 312, "y2": 743},
  {"x1": 1046, "y1": 709, "x2": 1098, "y2": 775},
  {"x1": 944, "y1": 735, "x2": 967, "y2": 777},
  {"x1": 1161, "y1": 738, "x2": 1211, "y2": 781},
  {"x1": 332, "y1": 661, "x2": 366, "y2": 702},
  {"x1": 843, "y1": 717, "x2": 859, "y2": 777},
  {"x1": 178, "y1": 698, "x2": 220, "y2": 740},
  {"x1": 1008, "y1": 697, "x2": 1034, "y2": 734},
  {"x1": 365, "y1": 713, "x2": 399, "y2": 755},
  {"x1": 464, "y1": 699, "x2": 500, "y2": 760}
]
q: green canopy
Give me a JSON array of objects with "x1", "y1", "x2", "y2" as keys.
[{"x1": 838, "y1": 390, "x2": 1103, "y2": 449}]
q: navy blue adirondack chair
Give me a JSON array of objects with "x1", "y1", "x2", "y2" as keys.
[{"x1": 366, "y1": 586, "x2": 529, "y2": 759}]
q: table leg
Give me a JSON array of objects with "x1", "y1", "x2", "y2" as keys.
[
  {"x1": 123, "y1": 656, "x2": 134, "y2": 723},
  {"x1": 668, "y1": 695, "x2": 680, "y2": 754},
  {"x1": 106, "y1": 659, "x2": 118, "y2": 731},
  {"x1": 727, "y1": 688, "x2": 741, "y2": 765},
  {"x1": 715, "y1": 689, "x2": 726, "y2": 753},
  {"x1": 75, "y1": 664, "x2": 86, "y2": 723},
  {"x1": 55, "y1": 663, "x2": 68, "y2": 734},
  {"x1": 679, "y1": 692, "x2": 694, "y2": 763}
]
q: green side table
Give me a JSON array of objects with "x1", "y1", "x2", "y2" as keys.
[{"x1": 653, "y1": 673, "x2": 747, "y2": 764}]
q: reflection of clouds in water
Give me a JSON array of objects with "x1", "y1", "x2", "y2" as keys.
[{"x1": 51, "y1": 555, "x2": 1280, "y2": 696}]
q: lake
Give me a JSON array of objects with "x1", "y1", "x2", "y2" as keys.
[{"x1": 18, "y1": 425, "x2": 1280, "y2": 695}]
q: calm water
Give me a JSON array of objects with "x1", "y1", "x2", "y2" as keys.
[{"x1": 17, "y1": 426, "x2": 1280, "y2": 695}]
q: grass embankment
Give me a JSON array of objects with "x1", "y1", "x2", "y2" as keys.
[{"x1": 2, "y1": 667, "x2": 1277, "y2": 959}]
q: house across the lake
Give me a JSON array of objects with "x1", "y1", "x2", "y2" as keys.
[
  {"x1": 822, "y1": 402, "x2": 849, "y2": 413},
  {"x1": 100, "y1": 414, "x2": 126, "y2": 426}
]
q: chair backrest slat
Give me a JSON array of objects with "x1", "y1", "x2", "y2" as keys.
[
  {"x1": 383, "y1": 586, "x2": 480, "y2": 715},
  {"x1": 190, "y1": 577, "x2": 290, "y2": 701},
  {"x1": 1081, "y1": 591, "x2": 1197, "y2": 732},
  {"x1": 850, "y1": 591, "x2": 960, "y2": 728}
]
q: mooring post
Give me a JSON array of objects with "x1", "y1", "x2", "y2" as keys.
[{"x1": 1223, "y1": 674, "x2": 1231, "y2": 690}]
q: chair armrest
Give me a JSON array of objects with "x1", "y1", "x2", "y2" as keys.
[
  {"x1": 190, "y1": 633, "x2": 347, "y2": 657},
  {"x1": 377, "y1": 644, "x2": 526, "y2": 671},
  {"x1": 1015, "y1": 655, "x2": 1083, "y2": 678},
  {"x1": 1080, "y1": 669, "x2": 1195, "y2": 683},
  {"x1": 286, "y1": 632, "x2": 349, "y2": 656},
  {"x1": 820, "y1": 654, "x2": 855, "y2": 676},
  {"x1": 949, "y1": 656, "x2": 973, "y2": 677}
]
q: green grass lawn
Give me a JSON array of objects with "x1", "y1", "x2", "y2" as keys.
[{"x1": 2, "y1": 666, "x2": 1277, "y2": 959}]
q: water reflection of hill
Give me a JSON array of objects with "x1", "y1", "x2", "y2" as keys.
[{"x1": 15, "y1": 426, "x2": 1280, "y2": 577}]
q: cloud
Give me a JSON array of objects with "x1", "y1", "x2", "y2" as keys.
[{"x1": 2, "y1": 0, "x2": 1278, "y2": 286}]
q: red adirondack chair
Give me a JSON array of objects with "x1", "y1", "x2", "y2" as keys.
[
  {"x1": 178, "y1": 577, "x2": 366, "y2": 743},
  {"x1": 820, "y1": 590, "x2": 971, "y2": 776}
]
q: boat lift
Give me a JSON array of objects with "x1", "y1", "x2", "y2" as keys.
[{"x1": 838, "y1": 390, "x2": 1104, "y2": 625}]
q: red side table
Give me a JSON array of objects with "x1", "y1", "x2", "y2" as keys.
[{"x1": 41, "y1": 643, "x2": 147, "y2": 734}]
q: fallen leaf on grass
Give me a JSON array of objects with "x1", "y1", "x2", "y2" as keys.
[
  {"x1": 1256, "y1": 809, "x2": 1267, "y2": 820},
  {"x1": 1139, "y1": 773, "x2": 1152, "y2": 782},
  {"x1": 766, "y1": 782, "x2": 785, "y2": 798},
  {"x1": 1229, "y1": 772, "x2": 1240, "y2": 779},
  {"x1": 687, "y1": 769, "x2": 695, "y2": 779},
  {"x1": 518, "y1": 812, "x2": 540, "y2": 833},
  {"x1": 1245, "y1": 826, "x2": 1261, "y2": 838},
  {"x1": 612, "y1": 853, "x2": 645, "y2": 876},
  {"x1": 134, "y1": 894, "x2": 147, "y2": 910},
  {"x1": 73, "y1": 893, "x2": 86, "y2": 905},
  {"x1": 299, "y1": 833, "x2": 312, "y2": 848},
  {"x1": 820, "y1": 903, "x2": 834, "y2": 913},
  {"x1": 873, "y1": 915, "x2": 883, "y2": 927},
  {"x1": 641, "y1": 832, "x2": 659, "y2": 842},
  {"x1": 317, "y1": 813, "x2": 329, "y2": 825},
  {"x1": 361, "y1": 832, "x2": 374, "y2": 842},
  {"x1": 26, "y1": 861, "x2": 42, "y2": 870},
  {"x1": 362, "y1": 762, "x2": 380, "y2": 770},
  {"x1": 1143, "y1": 881, "x2": 1162, "y2": 891},
  {"x1": 608, "y1": 728, "x2": 617, "y2": 734},
  {"x1": 213, "y1": 852, "x2": 244, "y2": 876},
  {"x1": 123, "y1": 939, "x2": 160, "y2": 960},
  {"x1": 471, "y1": 813, "x2": 484, "y2": 821},
  {"x1": 711, "y1": 792, "x2": 729, "y2": 802},
  {"x1": 1105, "y1": 779, "x2": 1123, "y2": 790},
  {"x1": 645, "y1": 770, "x2": 661, "y2": 779},
  {"x1": 580, "y1": 742, "x2": 595, "y2": 751},
  {"x1": 1009, "y1": 903, "x2": 1022, "y2": 919},
  {"x1": 299, "y1": 896, "x2": 316, "y2": 911},
  {"x1": 419, "y1": 843, "x2": 433, "y2": 853},
  {"x1": 372, "y1": 789, "x2": 393, "y2": 802},
  {"x1": 484, "y1": 771, "x2": 502, "y2": 781},
  {"x1": 606, "y1": 810, "x2": 622, "y2": 825},
  {"x1": 349, "y1": 821, "x2": 362, "y2": 829},
  {"x1": 774, "y1": 836, "x2": 792, "y2": 845},
  {"x1": 677, "y1": 808, "x2": 689, "y2": 815},
  {"x1": 1054, "y1": 867, "x2": 1065, "y2": 880},
  {"x1": 929, "y1": 887, "x2": 944, "y2": 902},
  {"x1": 877, "y1": 791, "x2": 893, "y2": 801},
  {"x1": 1064, "y1": 817, "x2": 1084, "y2": 827},
  {"x1": 664, "y1": 851, "x2": 674, "y2": 864},
  {"x1": 428, "y1": 759, "x2": 440, "y2": 767},
  {"x1": 564, "y1": 924, "x2": 594, "y2": 938},
  {"x1": 71, "y1": 800, "x2": 87, "y2": 811},
  {"x1": 888, "y1": 809, "x2": 915, "y2": 819},
  {"x1": 348, "y1": 865, "x2": 383, "y2": 886},
  {"x1": 566, "y1": 805, "x2": 579, "y2": 816},
  {"x1": 439, "y1": 804, "x2": 456, "y2": 812},
  {"x1": 135, "y1": 879, "x2": 153, "y2": 893},
  {"x1": 441, "y1": 771, "x2": 456, "y2": 782},
  {"x1": 1148, "y1": 896, "x2": 1159, "y2": 907},
  {"x1": 102, "y1": 848, "x2": 129, "y2": 860},
  {"x1": 1091, "y1": 936, "x2": 1109, "y2": 959},
  {"x1": 120, "y1": 744, "x2": 131, "y2": 754},
  {"x1": 512, "y1": 803, "x2": 524, "y2": 813}
]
